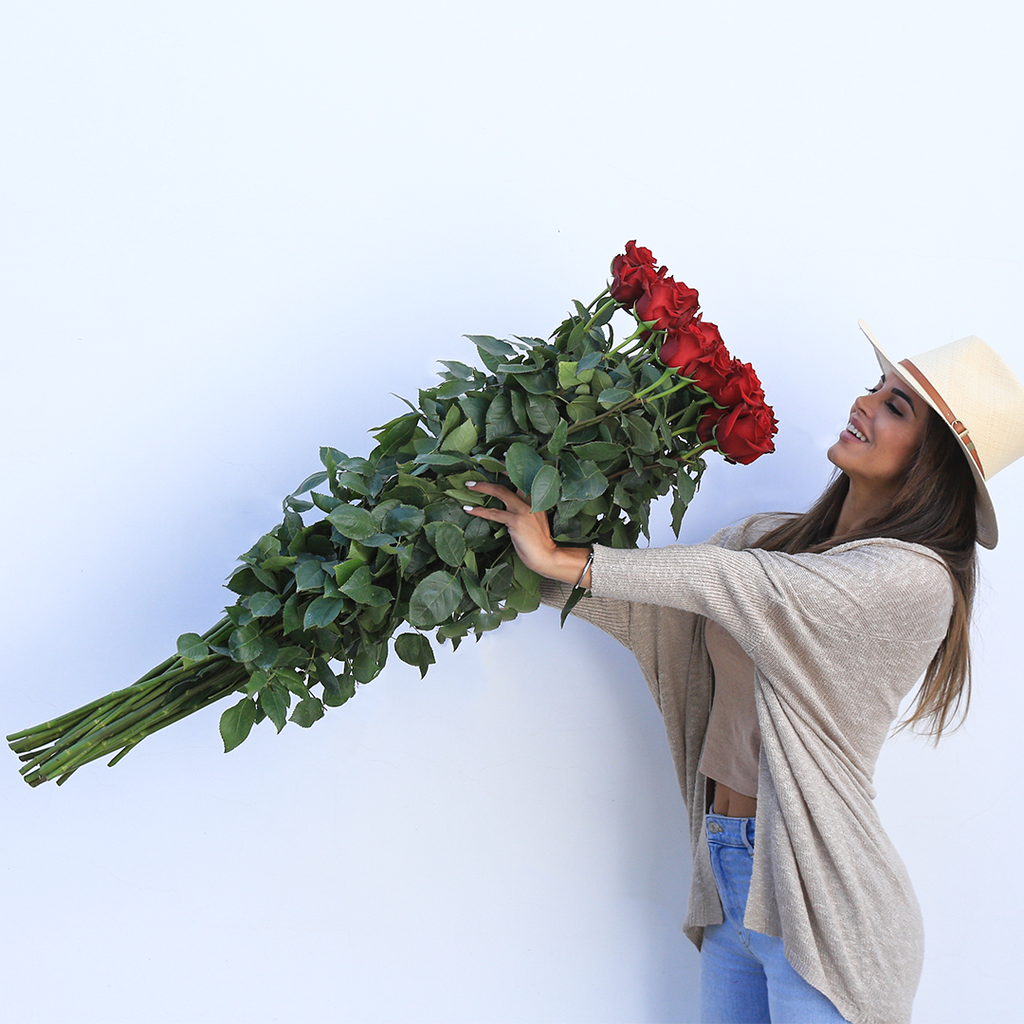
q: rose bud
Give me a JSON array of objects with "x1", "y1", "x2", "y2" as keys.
[{"x1": 610, "y1": 240, "x2": 658, "y2": 305}]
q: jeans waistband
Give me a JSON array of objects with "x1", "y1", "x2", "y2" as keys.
[{"x1": 705, "y1": 810, "x2": 756, "y2": 851}]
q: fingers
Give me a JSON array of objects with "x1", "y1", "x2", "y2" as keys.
[{"x1": 463, "y1": 479, "x2": 531, "y2": 513}]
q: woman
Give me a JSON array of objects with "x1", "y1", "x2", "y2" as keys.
[{"x1": 462, "y1": 322, "x2": 1024, "y2": 1024}]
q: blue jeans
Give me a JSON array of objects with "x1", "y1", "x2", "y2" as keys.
[{"x1": 700, "y1": 811, "x2": 849, "y2": 1023}]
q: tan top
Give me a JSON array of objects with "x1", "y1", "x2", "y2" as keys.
[
  {"x1": 539, "y1": 514, "x2": 953, "y2": 1024},
  {"x1": 700, "y1": 619, "x2": 759, "y2": 798}
]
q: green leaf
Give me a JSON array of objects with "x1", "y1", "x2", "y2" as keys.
[
  {"x1": 408, "y1": 570, "x2": 464, "y2": 627},
  {"x1": 426, "y1": 520, "x2": 466, "y2": 567},
  {"x1": 338, "y1": 565, "x2": 391, "y2": 606},
  {"x1": 290, "y1": 697, "x2": 325, "y2": 728},
  {"x1": 438, "y1": 359, "x2": 475, "y2": 379},
  {"x1": 228, "y1": 623, "x2": 263, "y2": 664},
  {"x1": 282, "y1": 594, "x2": 305, "y2": 634},
  {"x1": 504, "y1": 586, "x2": 541, "y2": 613},
  {"x1": 458, "y1": 393, "x2": 489, "y2": 430},
  {"x1": 624, "y1": 414, "x2": 661, "y2": 454},
  {"x1": 247, "y1": 592, "x2": 282, "y2": 618},
  {"x1": 571, "y1": 441, "x2": 625, "y2": 462},
  {"x1": 414, "y1": 452, "x2": 466, "y2": 467},
  {"x1": 561, "y1": 455, "x2": 609, "y2": 502},
  {"x1": 497, "y1": 363, "x2": 540, "y2": 375},
  {"x1": 220, "y1": 698, "x2": 258, "y2": 752},
  {"x1": 460, "y1": 568, "x2": 491, "y2": 612},
  {"x1": 484, "y1": 393, "x2": 516, "y2": 443},
  {"x1": 176, "y1": 633, "x2": 209, "y2": 663},
  {"x1": 302, "y1": 596, "x2": 347, "y2": 629},
  {"x1": 466, "y1": 334, "x2": 517, "y2": 359},
  {"x1": 291, "y1": 471, "x2": 329, "y2": 496},
  {"x1": 260, "y1": 554, "x2": 298, "y2": 571},
  {"x1": 504, "y1": 442, "x2": 544, "y2": 493},
  {"x1": 547, "y1": 419, "x2": 568, "y2": 459},
  {"x1": 567, "y1": 396, "x2": 599, "y2": 422},
  {"x1": 512, "y1": 553, "x2": 542, "y2": 593},
  {"x1": 530, "y1": 464, "x2": 561, "y2": 513},
  {"x1": 676, "y1": 466, "x2": 699, "y2": 504},
  {"x1": 472, "y1": 454, "x2": 506, "y2": 474},
  {"x1": 598, "y1": 387, "x2": 632, "y2": 408},
  {"x1": 371, "y1": 413, "x2": 420, "y2": 457},
  {"x1": 516, "y1": 370, "x2": 557, "y2": 395},
  {"x1": 274, "y1": 646, "x2": 309, "y2": 670},
  {"x1": 327, "y1": 504, "x2": 378, "y2": 541},
  {"x1": 559, "y1": 586, "x2": 589, "y2": 627},
  {"x1": 252, "y1": 636, "x2": 279, "y2": 672},
  {"x1": 352, "y1": 643, "x2": 388, "y2": 682},
  {"x1": 226, "y1": 566, "x2": 265, "y2": 597},
  {"x1": 310, "y1": 656, "x2": 341, "y2": 701},
  {"x1": 670, "y1": 467, "x2": 700, "y2": 537},
  {"x1": 442, "y1": 418, "x2": 479, "y2": 453},
  {"x1": 510, "y1": 389, "x2": 529, "y2": 430},
  {"x1": 335, "y1": 471, "x2": 371, "y2": 496},
  {"x1": 311, "y1": 491, "x2": 343, "y2": 513},
  {"x1": 294, "y1": 559, "x2": 326, "y2": 593},
  {"x1": 558, "y1": 361, "x2": 581, "y2": 389},
  {"x1": 260, "y1": 683, "x2": 290, "y2": 733},
  {"x1": 394, "y1": 632, "x2": 435, "y2": 678},
  {"x1": 320, "y1": 666, "x2": 356, "y2": 707},
  {"x1": 526, "y1": 395, "x2": 560, "y2": 435},
  {"x1": 381, "y1": 504, "x2": 426, "y2": 537},
  {"x1": 275, "y1": 669, "x2": 312, "y2": 700},
  {"x1": 435, "y1": 378, "x2": 472, "y2": 399},
  {"x1": 334, "y1": 556, "x2": 366, "y2": 588}
]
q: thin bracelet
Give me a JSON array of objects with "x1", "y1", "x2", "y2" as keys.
[{"x1": 574, "y1": 548, "x2": 595, "y2": 590}]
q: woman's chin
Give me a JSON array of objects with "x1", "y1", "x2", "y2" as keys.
[{"x1": 826, "y1": 440, "x2": 846, "y2": 470}]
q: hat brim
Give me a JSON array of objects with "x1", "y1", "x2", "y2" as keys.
[{"x1": 858, "y1": 320, "x2": 996, "y2": 548}]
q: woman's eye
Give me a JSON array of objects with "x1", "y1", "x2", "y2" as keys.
[
  {"x1": 886, "y1": 400, "x2": 904, "y2": 417},
  {"x1": 865, "y1": 384, "x2": 880, "y2": 394}
]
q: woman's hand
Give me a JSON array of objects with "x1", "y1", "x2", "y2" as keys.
[{"x1": 463, "y1": 480, "x2": 592, "y2": 588}]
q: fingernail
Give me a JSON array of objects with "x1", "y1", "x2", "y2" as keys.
[
  {"x1": 462, "y1": 505, "x2": 474, "y2": 511},
  {"x1": 465, "y1": 480, "x2": 477, "y2": 487}
]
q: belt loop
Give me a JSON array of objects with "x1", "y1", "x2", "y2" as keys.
[{"x1": 742, "y1": 818, "x2": 755, "y2": 854}]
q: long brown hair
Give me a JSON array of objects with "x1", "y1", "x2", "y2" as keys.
[{"x1": 751, "y1": 410, "x2": 979, "y2": 739}]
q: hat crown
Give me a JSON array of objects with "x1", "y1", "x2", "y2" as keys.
[{"x1": 905, "y1": 336, "x2": 1024, "y2": 481}]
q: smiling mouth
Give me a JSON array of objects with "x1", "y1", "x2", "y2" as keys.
[{"x1": 845, "y1": 421, "x2": 868, "y2": 442}]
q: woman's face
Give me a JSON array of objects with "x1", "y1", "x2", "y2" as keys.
[{"x1": 828, "y1": 371, "x2": 931, "y2": 494}]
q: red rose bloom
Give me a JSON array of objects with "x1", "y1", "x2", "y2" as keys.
[
  {"x1": 686, "y1": 348, "x2": 736, "y2": 402},
  {"x1": 634, "y1": 270, "x2": 700, "y2": 332},
  {"x1": 610, "y1": 241, "x2": 658, "y2": 305},
  {"x1": 659, "y1": 318, "x2": 725, "y2": 369},
  {"x1": 697, "y1": 401, "x2": 778, "y2": 465},
  {"x1": 709, "y1": 358, "x2": 767, "y2": 409}
]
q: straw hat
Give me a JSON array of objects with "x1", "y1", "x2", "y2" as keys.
[{"x1": 858, "y1": 320, "x2": 1024, "y2": 549}]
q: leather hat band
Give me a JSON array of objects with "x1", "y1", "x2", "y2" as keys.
[{"x1": 899, "y1": 358, "x2": 986, "y2": 477}]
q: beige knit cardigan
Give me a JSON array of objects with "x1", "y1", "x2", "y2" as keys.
[{"x1": 539, "y1": 514, "x2": 954, "y2": 1024}]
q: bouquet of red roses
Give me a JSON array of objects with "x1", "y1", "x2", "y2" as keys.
[
  {"x1": 8, "y1": 243, "x2": 776, "y2": 786},
  {"x1": 611, "y1": 241, "x2": 776, "y2": 464}
]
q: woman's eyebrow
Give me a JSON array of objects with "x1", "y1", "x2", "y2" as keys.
[{"x1": 891, "y1": 387, "x2": 917, "y2": 414}]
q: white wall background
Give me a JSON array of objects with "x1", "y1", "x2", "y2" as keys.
[{"x1": 2, "y1": 2, "x2": 1022, "y2": 1022}]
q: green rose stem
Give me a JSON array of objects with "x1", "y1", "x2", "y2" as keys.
[
  {"x1": 8, "y1": 617, "x2": 243, "y2": 784},
  {"x1": 605, "y1": 444, "x2": 712, "y2": 482}
]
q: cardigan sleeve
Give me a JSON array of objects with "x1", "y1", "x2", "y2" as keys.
[{"x1": 589, "y1": 538, "x2": 954, "y2": 669}]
